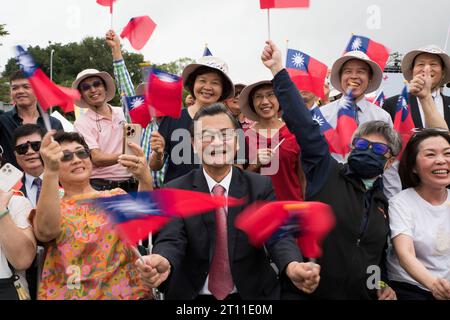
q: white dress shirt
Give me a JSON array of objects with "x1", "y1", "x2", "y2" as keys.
[
  {"x1": 417, "y1": 90, "x2": 444, "y2": 127},
  {"x1": 24, "y1": 173, "x2": 43, "y2": 208},
  {"x1": 199, "y1": 167, "x2": 237, "y2": 295}
]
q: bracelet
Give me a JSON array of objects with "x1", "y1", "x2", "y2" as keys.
[{"x1": 0, "y1": 209, "x2": 10, "y2": 220}]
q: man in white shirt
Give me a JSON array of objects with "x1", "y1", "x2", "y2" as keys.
[
  {"x1": 319, "y1": 51, "x2": 400, "y2": 198},
  {"x1": 12, "y1": 124, "x2": 44, "y2": 208}
]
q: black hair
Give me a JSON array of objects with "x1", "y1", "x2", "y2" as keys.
[
  {"x1": 189, "y1": 103, "x2": 240, "y2": 138},
  {"x1": 399, "y1": 129, "x2": 450, "y2": 189},
  {"x1": 248, "y1": 83, "x2": 274, "y2": 115},
  {"x1": 53, "y1": 131, "x2": 90, "y2": 152},
  {"x1": 184, "y1": 66, "x2": 232, "y2": 102},
  {"x1": 9, "y1": 70, "x2": 27, "y2": 83},
  {"x1": 12, "y1": 124, "x2": 44, "y2": 147}
]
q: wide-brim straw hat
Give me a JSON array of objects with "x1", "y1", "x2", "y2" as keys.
[
  {"x1": 238, "y1": 80, "x2": 272, "y2": 121},
  {"x1": 330, "y1": 51, "x2": 383, "y2": 94},
  {"x1": 72, "y1": 69, "x2": 116, "y2": 108}
]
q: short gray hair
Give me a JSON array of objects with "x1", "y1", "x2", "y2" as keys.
[{"x1": 352, "y1": 121, "x2": 402, "y2": 156}]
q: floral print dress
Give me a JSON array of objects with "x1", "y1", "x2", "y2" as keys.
[{"x1": 37, "y1": 189, "x2": 150, "y2": 300}]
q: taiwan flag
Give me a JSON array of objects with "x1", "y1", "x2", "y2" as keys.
[
  {"x1": 286, "y1": 49, "x2": 328, "y2": 99},
  {"x1": 15, "y1": 46, "x2": 80, "y2": 113},
  {"x1": 310, "y1": 107, "x2": 338, "y2": 153},
  {"x1": 260, "y1": 0, "x2": 310, "y2": 9},
  {"x1": 235, "y1": 201, "x2": 335, "y2": 259},
  {"x1": 203, "y1": 46, "x2": 213, "y2": 57},
  {"x1": 394, "y1": 85, "x2": 415, "y2": 159},
  {"x1": 120, "y1": 16, "x2": 157, "y2": 51},
  {"x1": 146, "y1": 68, "x2": 183, "y2": 119},
  {"x1": 373, "y1": 91, "x2": 385, "y2": 107},
  {"x1": 344, "y1": 35, "x2": 390, "y2": 71},
  {"x1": 94, "y1": 189, "x2": 244, "y2": 245},
  {"x1": 334, "y1": 90, "x2": 358, "y2": 156},
  {"x1": 122, "y1": 95, "x2": 151, "y2": 128}
]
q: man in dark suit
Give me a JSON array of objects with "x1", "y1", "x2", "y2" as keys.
[
  {"x1": 136, "y1": 103, "x2": 320, "y2": 300},
  {"x1": 383, "y1": 45, "x2": 450, "y2": 128}
]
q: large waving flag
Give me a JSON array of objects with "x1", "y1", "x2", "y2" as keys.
[
  {"x1": 260, "y1": 0, "x2": 310, "y2": 9},
  {"x1": 235, "y1": 201, "x2": 335, "y2": 259},
  {"x1": 310, "y1": 107, "x2": 338, "y2": 153},
  {"x1": 94, "y1": 189, "x2": 244, "y2": 245},
  {"x1": 344, "y1": 35, "x2": 390, "y2": 71},
  {"x1": 96, "y1": 0, "x2": 115, "y2": 13},
  {"x1": 15, "y1": 46, "x2": 80, "y2": 113},
  {"x1": 120, "y1": 16, "x2": 157, "y2": 51},
  {"x1": 334, "y1": 90, "x2": 358, "y2": 156},
  {"x1": 394, "y1": 85, "x2": 415, "y2": 159},
  {"x1": 286, "y1": 48, "x2": 328, "y2": 99},
  {"x1": 146, "y1": 68, "x2": 183, "y2": 119}
]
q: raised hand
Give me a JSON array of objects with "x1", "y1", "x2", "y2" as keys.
[
  {"x1": 39, "y1": 131, "x2": 63, "y2": 173},
  {"x1": 261, "y1": 40, "x2": 284, "y2": 76}
]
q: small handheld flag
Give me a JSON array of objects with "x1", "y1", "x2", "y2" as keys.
[
  {"x1": 394, "y1": 85, "x2": 414, "y2": 159},
  {"x1": 344, "y1": 35, "x2": 390, "y2": 71}
]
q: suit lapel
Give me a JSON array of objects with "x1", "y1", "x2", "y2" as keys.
[
  {"x1": 227, "y1": 167, "x2": 247, "y2": 262},
  {"x1": 409, "y1": 94, "x2": 423, "y2": 128},
  {"x1": 442, "y1": 94, "x2": 450, "y2": 126}
]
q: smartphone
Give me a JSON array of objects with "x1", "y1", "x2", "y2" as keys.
[
  {"x1": 0, "y1": 163, "x2": 24, "y2": 192},
  {"x1": 123, "y1": 123, "x2": 143, "y2": 155}
]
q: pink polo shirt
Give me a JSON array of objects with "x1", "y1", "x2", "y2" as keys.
[{"x1": 74, "y1": 106, "x2": 131, "y2": 180}]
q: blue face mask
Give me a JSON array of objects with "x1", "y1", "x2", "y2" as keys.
[{"x1": 347, "y1": 149, "x2": 388, "y2": 179}]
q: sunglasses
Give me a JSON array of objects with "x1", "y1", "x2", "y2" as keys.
[
  {"x1": 61, "y1": 149, "x2": 90, "y2": 162},
  {"x1": 80, "y1": 80, "x2": 104, "y2": 92},
  {"x1": 14, "y1": 141, "x2": 41, "y2": 155},
  {"x1": 352, "y1": 138, "x2": 391, "y2": 156}
]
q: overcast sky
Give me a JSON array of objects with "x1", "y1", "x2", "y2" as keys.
[{"x1": 1, "y1": 0, "x2": 449, "y2": 84}]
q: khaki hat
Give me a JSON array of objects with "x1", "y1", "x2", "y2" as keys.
[
  {"x1": 181, "y1": 56, "x2": 234, "y2": 100},
  {"x1": 239, "y1": 80, "x2": 272, "y2": 121},
  {"x1": 330, "y1": 51, "x2": 383, "y2": 94},
  {"x1": 72, "y1": 69, "x2": 116, "y2": 108},
  {"x1": 401, "y1": 45, "x2": 450, "y2": 87}
]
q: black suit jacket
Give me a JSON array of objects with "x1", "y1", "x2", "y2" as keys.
[
  {"x1": 153, "y1": 166, "x2": 303, "y2": 300},
  {"x1": 383, "y1": 93, "x2": 450, "y2": 128}
]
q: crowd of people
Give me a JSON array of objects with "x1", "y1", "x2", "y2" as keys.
[{"x1": 0, "y1": 30, "x2": 449, "y2": 300}]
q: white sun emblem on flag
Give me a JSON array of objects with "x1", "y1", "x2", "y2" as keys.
[
  {"x1": 130, "y1": 97, "x2": 145, "y2": 109},
  {"x1": 351, "y1": 38, "x2": 362, "y2": 51},
  {"x1": 291, "y1": 52, "x2": 305, "y2": 69},
  {"x1": 312, "y1": 114, "x2": 324, "y2": 126}
]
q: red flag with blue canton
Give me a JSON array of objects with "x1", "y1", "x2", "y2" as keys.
[
  {"x1": 344, "y1": 35, "x2": 390, "y2": 71},
  {"x1": 146, "y1": 68, "x2": 183, "y2": 119},
  {"x1": 286, "y1": 48, "x2": 328, "y2": 99},
  {"x1": 96, "y1": 0, "x2": 115, "y2": 13},
  {"x1": 373, "y1": 91, "x2": 385, "y2": 107},
  {"x1": 122, "y1": 95, "x2": 151, "y2": 128},
  {"x1": 394, "y1": 85, "x2": 414, "y2": 159},
  {"x1": 15, "y1": 46, "x2": 80, "y2": 113},
  {"x1": 260, "y1": 0, "x2": 310, "y2": 9},
  {"x1": 310, "y1": 107, "x2": 338, "y2": 153},
  {"x1": 235, "y1": 201, "x2": 335, "y2": 259},
  {"x1": 334, "y1": 89, "x2": 358, "y2": 156},
  {"x1": 120, "y1": 16, "x2": 157, "y2": 51},
  {"x1": 94, "y1": 189, "x2": 245, "y2": 245}
]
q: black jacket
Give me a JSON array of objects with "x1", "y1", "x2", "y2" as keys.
[
  {"x1": 153, "y1": 166, "x2": 303, "y2": 300},
  {"x1": 383, "y1": 93, "x2": 450, "y2": 128},
  {"x1": 274, "y1": 69, "x2": 390, "y2": 299}
]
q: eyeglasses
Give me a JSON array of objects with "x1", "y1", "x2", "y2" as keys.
[
  {"x1": 197, "y1": 129, "x2": 236, "y2": 144},
  {"x1": 253, "y1": 91, "x2": 277, "y2": 103},
  {"x1": 61, "y1": 149, "x2": 90, "y2": 162},
  {"x1": 352, "y1": 138, "x2": 391, "y2": 156},
  {"x1": 14, "y1": 141, "x2": 41, "y2": 155},
  {"x1": 79, "y1": 80, "x2": 103, "y2": 92}
]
